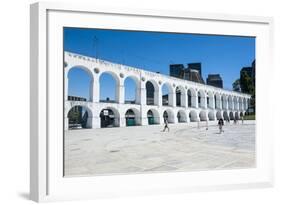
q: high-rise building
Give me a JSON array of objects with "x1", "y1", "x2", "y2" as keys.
[
  {"x1": 206, "y1": 74, "x2": 223, "y2": 88},
  {"x1": 187, "y1": 63, "x2": 202, "y2": 76},
  {"x1": 169, "y1": 62, "x2": 204, "y2": 84},
  {"x1": 169, "y1": 64, "x2": 184, "y2": 78},
  {"x1": 183, "y1": 63, "x2": 205, "y2": 84}
]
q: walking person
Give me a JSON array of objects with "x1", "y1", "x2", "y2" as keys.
[
  {"x1": 218, "y1": 118, "x2": 224, "y2": 134},
  {"x1": 241, "y1": 116, "x2": 244, "y2": 124},
  {"x1": 162, "y1": 117, "x2": 170, "y2": 132}
]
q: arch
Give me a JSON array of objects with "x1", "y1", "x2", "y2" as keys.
[
  {"x1": 214, "y1": 93, "x2": 221, "y2": 109},
  {"x1": 239, "y1": 97, "x2": 243, "y2": 110},
  {"x1": 162, "y1": 82, "x2": 174, "y2": 106},
  {"x1": 147, "y1": 109, "x2": 160, "y2": 125},
  {"x1": 146, "y1": 80, "x2": 159, "y2": 105},
  {"x1": 233, "y1": 96, "x2": 238, "y2": 110},
  {"x1": 228, "y1": 96, "x2": 233, "y2": 110},
  {"x1": 176, "y1": 85, "x2": 186, "y2": 107},
  {"x1": 124, "y1": 76, "x2": 140, "y2": 104},
  {"x1": 125, "y1": 108, "x2": 141, "y2": 126},
  {"x1": 240, "y1": 112, "x2": 244, "y2": 117},
  {"x1": 247, "y1": 98, "x2": 250, "y2": 110},
  {"x1": 208, "y1": 111, "x2": 215, "y2": 121},
  {"x1": 163, "y1": 109, "x2": 175, "y2": 123},
  {"x1": 99, "y1": 71, "x2": 120, "y2": 103},
  {"x1": 235, "y1": 112, "x2": 239, "y2": 120},
  {"x1": 198, "y1": 90, "x2": 206, "y2": 108},
  {"x1": 243, "y1": 98, "x2": 247, "y2": 110},
  {"x1": 223, "y1": 111, "x2": 229, "y2": 120},
  {"x1": 216, "y1": 111, "x2": 222, "y2": 120},
  {"x1": 67, "y1": 66, "x2": 94, "y2": 102},
  {"x1": 67, "y1": 65, "x2": 94, "y2": 80},
  {"x1": 221, "y1": 94, "x2": 228, "y2": 109},
  {"x1": 177, "y1": 110, "x2": 187, "y2": 123},
  {"x1": 67, "y1": 105, "x2": 93, "y2": 129},
  {"x1": 207, "y1": 91, "x2": 214, "y2": 109},
  {"x1": 187, "y1": 88, "x2": 196, "y2": 108},
  {"x1": 189, "y1": 110, "x2": 198, "y2": 122},
  {"x1": 99, "y1": 107, "x2": 120, "y2": 128},
  {"x1": 199, "y1": 110, "x2": 207, "y2": 121},
  {"x1": 229, "y1": 112, "x2": 234, "y2": 120}
]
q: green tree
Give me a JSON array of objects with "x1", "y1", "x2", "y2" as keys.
[
  {"x1": 240, "y1": 71, "x2": 254, "y2": 95},
  {"x1": 68, "y1": 110, "x2": 80, "y2": 124}
]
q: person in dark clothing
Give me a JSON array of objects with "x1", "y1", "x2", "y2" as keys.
[
  {"x1": 218, "y1": 118, "x2": 224, "y2": 134},
  {"x1": 162, "y1": 118, "x2": 170, "y2": 132}
]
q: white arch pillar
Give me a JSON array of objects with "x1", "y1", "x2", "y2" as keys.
[
  {"x1": 194, "y1": 92, "x2": 198, "y2": 108},
  {"x1": 137, "y1": 77, "x2": 145, "y2": 105},
  {"x1": 91, "y1": 114, "x2": 100, "y2": 128},
  {"x1": 203, "y1": 95, "x2": 207, "y2": 109},
  {"x1": 140, "y1": 109, "x2": 148, "y2": 126},
  {"x1": 246, "y1": 98, "x2": 250, "y2": 110},
  {"x1": 215, "y1": 95, "x2": 221, "y2": 109},
  {"x1": 225, "y1": 97, "x2": 229, "y2": 110},
  {"x1": 209, "y1": 95, "x2": 215, "y2": 109},
  {"x1": 91, "y1": 79, "x2": 100, "y2": 102},
  {"x1": 119, "y1": 115, "x2": 126, "y2": 127},
  {"x1": 65, "y1": 76, "x2": 68, "y2": 101},
  {"x1": 170, "y1": 89, "x2": 176, "y2": 107},
  {"x1": 167, "y1": 110, "x2": 177, "y2": 123},
  {"x1": 118, "y1": 81, "x2": 124, "y2": 104},
  {"x1": 64, "y1": 117, "x2": 69, "y2": 130},
  {"x1": 157, "y1": 86, "x2": 162, "y2": 106},
  {"x1": 181, "y1": 90, "x2": 188, "y2": 108}
]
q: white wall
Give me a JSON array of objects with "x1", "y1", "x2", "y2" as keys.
[{"x1": 0, "y1": 0, "x2": 280, "y2": 205}]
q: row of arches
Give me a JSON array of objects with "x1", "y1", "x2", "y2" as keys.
[
  {"x1": 66, "y1": 67, "x2": 249, "y2": 110},
  {"x1": 67, "y1": 105, "x2": 245, "y2": 129}
]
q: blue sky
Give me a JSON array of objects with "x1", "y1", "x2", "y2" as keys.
[{"x1": 64, "y1": 27, "x2": 255, "y2": 101}]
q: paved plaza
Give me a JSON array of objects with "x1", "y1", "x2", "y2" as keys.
[{"x1": 64, "y1": 120, "x2": 255, "y2": 177}]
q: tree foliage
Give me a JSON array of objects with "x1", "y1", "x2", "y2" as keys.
[
  {"x1": 232, "y1": 69, "x2": 255, "y2": 113},
  {"x1": 232, "y1": 79, "x2": 240, "y2": 92},
  {"x1": 68, "y1": 110, "x2": 81, "y2": 124},
  {"x1": 240, "y1": 71, "x2": 254, "y2": 95}
]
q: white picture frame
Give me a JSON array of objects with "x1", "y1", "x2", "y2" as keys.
[{"x1": 30, "y1": 2, "x2": 274, "y2": 202}]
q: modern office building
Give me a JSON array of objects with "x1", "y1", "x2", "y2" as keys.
[
  {"x1": 169, "y1": 63, "x2": 205, "y2": 84},
  {"x1": 187, "y1": 63, "x2": 202, "y2": 76},
  {"x1": 206, "y1": 74, "x2": 223, "y2": 88},
  {"x1": 169, "y1": 64, "x2": 184, "y2": 78}
]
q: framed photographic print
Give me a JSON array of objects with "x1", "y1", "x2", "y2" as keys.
[{"x1": 30, "y1": 2, "x2": 274, "y2": 202}]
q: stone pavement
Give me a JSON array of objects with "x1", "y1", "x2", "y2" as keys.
[{"x1": 64, "y1": 120, "x2": 255, "y2": 177}]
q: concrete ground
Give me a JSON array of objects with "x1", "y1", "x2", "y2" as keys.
[{"x1": 64, "y1": 120, "x2": 255, "y2": 177}]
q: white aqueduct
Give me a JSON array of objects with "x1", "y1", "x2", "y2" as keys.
[{"x1": 64, "y1": 52, "x2": 251, "y2": 130}]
